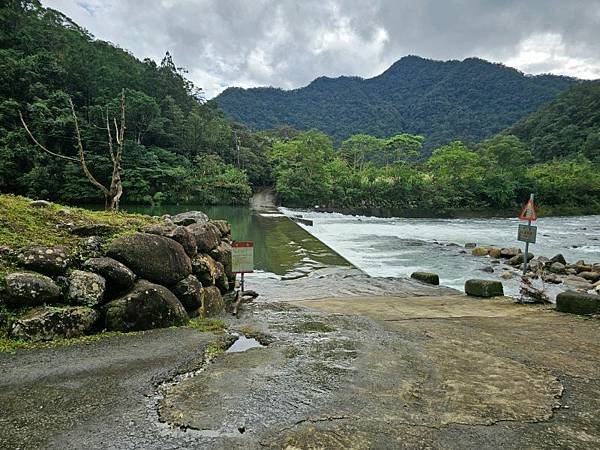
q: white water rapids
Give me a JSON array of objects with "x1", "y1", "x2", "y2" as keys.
[{"x1": 281, "y1": 208, "x2": 600, "y2": 298}]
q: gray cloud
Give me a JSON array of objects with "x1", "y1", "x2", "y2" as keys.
[{"x1": 44, "y1": 0, "x2": 600, "y2": 97}]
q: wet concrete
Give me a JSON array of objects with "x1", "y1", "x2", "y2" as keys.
[{"x1": 1, "y1": 285, "x2": 599, "y2": 449}]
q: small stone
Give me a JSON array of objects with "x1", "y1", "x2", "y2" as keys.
[
  {"x1": 465, "y1": 279, "x2": 504, "y2": 298},
  {"x1": 465, "y1": 243, "x2": 477, "y2": 249},
  {"x1": 410, "y1": 272, "x2": 440, "y2": 285},
  {"x1": 500, "y1": 271, "x2": 513, "y2": 280},
  {"x1": 29, "y1": 200, "x2": 52, "y2": 208},
  {"x1": 480, "y1": 266, "x2": 494, "y2": 273}
]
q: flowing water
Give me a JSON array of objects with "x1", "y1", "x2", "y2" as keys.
[{"x1": 121, "y1": 204, "x2": 599, "y2": 298}]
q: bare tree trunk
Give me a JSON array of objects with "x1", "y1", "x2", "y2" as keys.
[{"x1": 20, "y1": 89, "x2": 127, "y2": 211}]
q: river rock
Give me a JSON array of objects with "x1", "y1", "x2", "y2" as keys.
[
  {"x1": 29, "y1": 199, "x2": 53, "y2": 208},
  {"x1": 18, "y1": 246, "x2": 71, "y2": 276},
  {"x1": 79, "y1": 236, "x2": 104, "y2": 256},
  {"x1": 211, "y1": 241, "x2": 233, "y2": 277},
  {"x1": 171, "y1": 275, "x2": 204, "y2": 313},
  {"x1": 549, "y1": 262, "x2": 566, "y2": 274},
  {"x1": 500, "y1": 248, "x2": 520, "y2": 258},
  {"x1": 106, "y1": 233, "x2": 191, "y2": 286},
  {"x1": 10, "y1": 306, "x2": 98, "y2": 342},
  {"x1": 191, "y1": 254, "x2": 219, "y2": 286},
  {"x1": 203, "y1": 286, "x2": 225, "y2": 317},
  {"x1": 488, "y1": 248, "x2": 502, "y2": 258},
  {"x1": 509, "y1": 253, "x2": 534, "y2": 266},
  {"x1": 211, "y1": 220, "x2": 232, "y2": 238},
  {"x1": 579, "y1": 271, "x2": 600, "y2": 283},
  {"x1": 4, "y1": 272, "x2": 61, "y2": 307},
  {"x1": 542, "y1": 273, "x2": 561, "y2": 284},
  {"x1": 187, "y1": 222, "x2": 221, "y2": 253},
  {"x1": 500, "y1": 271, "x2": 513, "y2": 280},
  {"x1": 465, "y1": 279, "x2": 504, "y2": 297},
  {"x1": 103, "y1": 280, "x2": 188, "y2": 332},
  {"x1": 144, "y1": 224, "x2": 197, "y2": 258},
  {"x1": 480, "y1": 266, "x2": 494, "y2": 273},
  {"x1": 556, "y1": 291, "x2": 600, "y2": 315},
  {"x1": 465, "y1": 243, "x2": 477, "y2": 249},
  {"x1": 83, "y1": 257, "x2": 136, "y2": 295},
  {"x1": 172, "y1": 211, "x2": 209, "y2": 226},
  {"x1": 471, "y1": 247, "x2": 489, "y2": 257},
  {"x1": 410, "y1": 272, "x2": 440, "y2": 285},
  {"x1": 574, "y1": 263, "x2": 593, "y2": 274},
  {"x1": 550, "y1": 254, "x2": 567, "y2": 265},
  {"x1": 67, "y1": 270, "x2": 105, "y2": 307},
  {"x1": 72, "y1": 223, "x2": 118, "y2": 237}
]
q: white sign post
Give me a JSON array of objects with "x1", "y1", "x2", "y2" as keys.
[{"x1": 232, "y1": 241, "x2": 254, "y2": 291}]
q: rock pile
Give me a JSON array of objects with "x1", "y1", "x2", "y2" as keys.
[{"x1": 0, "y1": 211, "x2": 235, "y2": 341}]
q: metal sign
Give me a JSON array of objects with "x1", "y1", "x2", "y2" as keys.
[
  {"x1": 517, "y1": 224, "x2": 537, "y2": 244},
  {"x1": 519, "y1": 198, "x2": 537, "y2": 221},
  {"x1": 232, "y1": 241, "x2": 254, "y2": 273}
]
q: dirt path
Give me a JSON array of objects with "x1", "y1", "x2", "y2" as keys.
[{"x1": 2, "y1": 293, "x2": 600, "y2": 449}]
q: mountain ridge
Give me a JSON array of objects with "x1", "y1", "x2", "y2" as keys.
[{"x1": 216, "y1": 55, "x2": 580, "y2": 148}]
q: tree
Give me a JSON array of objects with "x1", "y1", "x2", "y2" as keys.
[{"x1": 20, "y1": 89, "x2": 127, "y2": 210}]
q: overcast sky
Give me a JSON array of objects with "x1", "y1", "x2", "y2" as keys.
[{"x1": 43, "y1": 0, "x2": 600, "y2": 98}]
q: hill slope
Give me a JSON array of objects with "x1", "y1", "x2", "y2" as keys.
[
  {"x1": 216, "y1": 56, "x2": 577, "y2": 148},
  {"x1": 508, "y1": 81, "x2": 600, "y2": 162}
]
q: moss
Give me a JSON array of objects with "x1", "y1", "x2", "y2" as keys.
[
  {"x1": 293, "y1": 321, "x2": 336, "y2": 333},
  {"x1": 0, "y1": 194, "x2": 157, "y2": 253},
  {"x1": 188, "y1": 317, "x2": 226, "y2": 333},
  {"x1": 205, "y1": 342, "x2": 225, "y2": 358}
]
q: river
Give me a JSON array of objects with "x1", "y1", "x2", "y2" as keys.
[{"x1": 121, "y1": 204, "x2": 600, "y2": 298}]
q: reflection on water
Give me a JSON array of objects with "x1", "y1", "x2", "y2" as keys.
[{"x1": 120, "y1": 204, "x2": 353, "y2": 277}]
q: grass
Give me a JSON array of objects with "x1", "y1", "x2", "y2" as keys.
[
  {"x1": 0, "y1": 194, "x2": 157, "y2": 251},
  {"x1": 0, "y1": 330, "x2": 136, "y2": 354},
  {"x1": 188, "y1": 317, "x2": 226, "y2": 333}
]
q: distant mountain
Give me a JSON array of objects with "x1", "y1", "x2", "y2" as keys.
[
  {"x1": 216, "y1": 56, "x2": 578, "y2": 149},
  {"x1": 507, "y1": 81, "x2": 600, "y2": 162}
]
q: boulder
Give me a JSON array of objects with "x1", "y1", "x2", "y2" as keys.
[
  {"x1": 29, "y1": 199, "x2": 53, "y2": 208},
  {"x1": 211, "y1": 241, "x2": 233, "y2": 277},
  {"x1": 410, "y1": 272, "x2": 440, "y2": 285},
  {"x1": 574, "y1": 263, "x2": 593, "y2": 274},
  {"x1": 471, "y1": 247, "x2": 489, "y2": 257},
  {"x1": 171, "y1": 275, "x2": 204, "y2": 312},
  {"x1": 103, "y1": 280, "x2": 188, "y2": 332},
  {"x1": 79, "y1": 236, "x2": 104, "y2": 256},
  {"x1": 18, "y1": 245, "x2": 71, "y2": 276},
  {"x1": 11, "y1": 306, "x2": 98, "y2": 342},
  {"x1": 509, "y1": 253, "x2": 534, "y2": 266},
  {"x1": 203, "y1": 286, "x2": 225, "y2": 317},
  {"x1": 541, "y1": 273, "x2": 561, "y2": 284},
  {"x1": 464, "y1": 243, "x2": 477, "y2": 249},
  {"x1": 488, "y1": 248, "x2": 502, "y2": 258},
  {"x1": 172, "y1": 211, "x2": 209, "y2": 226},
  {"x1": 556, "y1": 291, "x2": 600, "y2": 315},
  {"x1": 549, "y1": 262, "x2": 566, "y2": 274},
  {"x1": 144, "y1": 224, "x2": 197, "y2": 258},
  {"x1": 83, "y1": 257, "x2": 136, "y2": 295},
  {"x1": 211, "y1": 220, "x2": 232, "y2": 238},
  {"x1": 550, "y1": 254, "x2": 567, "y2": 265},
  {"x1": 106, "y1": 233, "x2": 191, "y2": 286},
  {"x1": 465, "y1": 279, "x2": 504, "y2": 298},
  {"x1": 67, "y1": 270, "x2": 106, "y2": 307},
  {"x1": 4, "y1": 272, "x2": 61, "y2": 307},
  {"x1": 500, "y1": 247, "x2": 521, "y2": 258},
  {"x1": 191, "y1": 254, "x2": 219, "y2": 286},
  {"x1": 579, "y1": 271, "x2": 600, "y2": 283},
  {"x1": 214, "y1": 261, "x2": 230, "y2": 293},
  {"x1": 187, "y1": 222, "x2": 221, "y2": 253}
]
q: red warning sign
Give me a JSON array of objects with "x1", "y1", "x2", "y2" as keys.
[{"x1": 519, "y1": 198, "x2": 537, "y2": 221}]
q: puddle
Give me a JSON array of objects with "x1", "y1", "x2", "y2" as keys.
[{"x1": 226, "y1": 334, "x2": 265, "y2": 353}]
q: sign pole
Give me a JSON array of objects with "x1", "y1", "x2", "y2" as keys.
[
  {"x1": 241, "y1": 272, "x2": 245, "y2": 292},
  {"x1": 522, "y1": 193, "x2": 534, "y2": 276}
]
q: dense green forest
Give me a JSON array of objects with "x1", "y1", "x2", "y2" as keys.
[
  {"x1": 216, "y1": 55, "x2": 577, "y2": 149},
  {"x1": 0, "y1": 1, "x2": 598, "y2": 213},
  {"x1": 0, "y1": 0, "x2": 271, "y2": 206}
]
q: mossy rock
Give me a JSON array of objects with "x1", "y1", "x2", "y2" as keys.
[
  {"x1": 465, "y1": 279, "x2": 504, "y2": 297},
  {"x1": 556, "y1": 291, "x2": 600, "y2": 315},
  {"x1": 410, "y1": 272, "x2": 440, "y2": 285},
  {"x1": 471, "y1": 247, "x2": 489, "y2": 257}
]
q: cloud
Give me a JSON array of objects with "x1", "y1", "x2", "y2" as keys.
[{"x1": 43, "y1": 0, "x2": 600, "y2": 98}]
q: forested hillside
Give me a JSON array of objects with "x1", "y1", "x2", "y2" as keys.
[
  {"x1": 216, "y1": 56, "x2": 577, "y2": 149},
  {"x1": 508, "y1": 81, "x2": 600, "y2": 162},
  {"x1": 0, "y1": 0, "x2": 271, "y2": 206}
]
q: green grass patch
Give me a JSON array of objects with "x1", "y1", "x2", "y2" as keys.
[
  {"x1": 188, "y1": 317, "x2": 226, "y2": 333},
  {"x1": 0, "y1": 194, "x2": 157, "y2": 253},
  {"x1": 0, "y1": 330, "x2": 136, "y2": 354}
]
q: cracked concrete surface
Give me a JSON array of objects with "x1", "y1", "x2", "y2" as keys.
[{"x1": 1, "y1": 292, "x2": 599, "y2": 449}]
